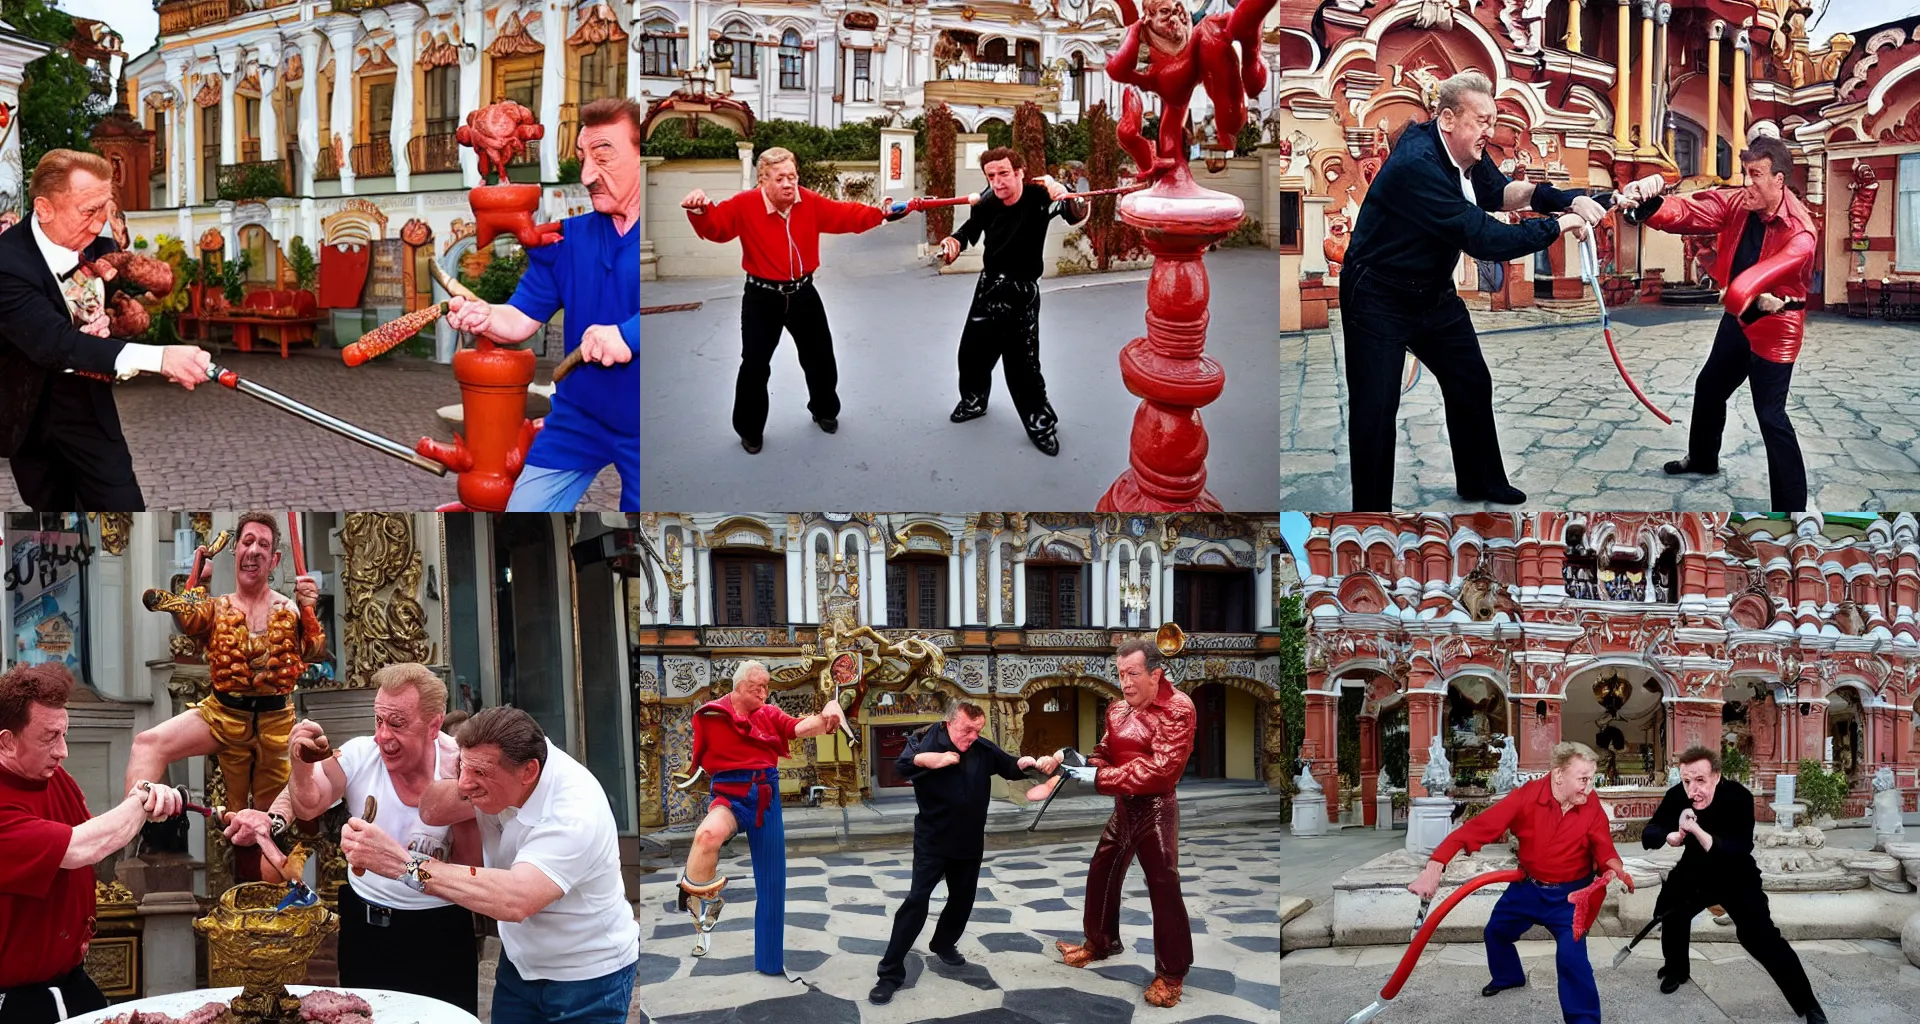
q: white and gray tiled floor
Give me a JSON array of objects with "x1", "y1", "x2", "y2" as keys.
[{"x1": 635, "y1": 824, "x2": 1281, "y2": 1024}]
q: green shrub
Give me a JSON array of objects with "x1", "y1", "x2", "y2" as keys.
[
  {"x1": 1721, "y1": 746, "x2": 1750, "y2": 783},
  {"x1": 459, "y1": 248, "x2": 528, "y2": 305},
  {"x1": 1796, "y1": 758, "x2": 1851, "y2": 820},
  {"x1": 557, "y1": 157, "x2": 582, "y2": 184},
  {"x1": 639, "y1": 118, "x2": 742, "y2": 160},
  {"x1": 287, "y1": 236, "x2": 318, "y2": 292},
  {"x1": 220, "y1": 253, "x2": 252, "y2": 305},
  {"x1": 1235, "y1": 120, "x2": 1263, "y2": 155},
  {"x1": 217, "y1": 162, "x2": 290, "y2": 202},
  {"x1": 1217, "y1": 218, "x2": 1265, "y2": 249}
]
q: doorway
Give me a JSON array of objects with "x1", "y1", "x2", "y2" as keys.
[
  {"x1": 1024, "y1": 686, "x2": 1079, "y2": 758},
  {"x1": 1191, "y1": 683, "x2": 1227, "y2": 778}
]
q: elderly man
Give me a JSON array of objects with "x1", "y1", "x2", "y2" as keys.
[
  {"x1": 1046, "y1": 639, "x2": 1197, "y2": 1008},
  {"x1": 682, "y1": 148, "x2": 911, "y2": 454},
  {"x1": 126, "y1": 512, "x2": 323, "y2": 818},
  {"x1": 0, "y1": 149, "x2": 210, "y2": 511},
  {"x1": 1340, "y1": 71, "x2": 1603, "y2": 510},
  {"x1": 1641, "y1": 747, "x2": 1825, "y2": 1023},
  {"x1": 871, "y1": 700, "x2": 1039, "y2": 1005},
  {"x1": 228, "y1": 663, "x2": 479, "y2": 1012},
  {"x1": 1616, "y1": 134, "x2": 1818, "y2": 510},
  {"x1": 1408, "y1": 741, "x2": 1633, "y2": 1024},
  {"x1": 0, "y1": 663, "x2": 182, "y2": 1024},
  {"x1": 444, "y1": 97, "x2": 640, "y2": 511},
  {"x1": 347, "y1": 706, "x2": 638, "y2": 1023},
  {"x1": 676, "y1": 660, "x2": 847, "y2": 974}
]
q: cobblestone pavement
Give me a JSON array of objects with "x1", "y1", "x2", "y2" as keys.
[
  {"x1": 1279, "y1": 306, "x2": 1920, "y2": 510},
  {"x1": 0, "y1": 348, "x2": 622, "y2": 510},
  {"x1": 636, "y1": 825, "x2": 1280, "y2": 1023}
]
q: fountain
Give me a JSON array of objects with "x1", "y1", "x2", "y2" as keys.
[{"x1": 192, "y1": 880, "x2": 339, "y2": 1022}]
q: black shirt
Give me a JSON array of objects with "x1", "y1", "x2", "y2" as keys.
[
  {"x1": 1729, "y1": 212, "x2": 1767, "y2": 282},
  {"x1": 951, "y1": 183, "x2": 1086, "y2": 282},
  {"x1": 1640, "y1": 777, "x2": 1762, "y2": 889},
  {"x1": 1343, "y1": 118, "x2": 1568, "y2": 286},
  {"x1": 896, "y1": 721, "x2": 1030, "y2": 859}
]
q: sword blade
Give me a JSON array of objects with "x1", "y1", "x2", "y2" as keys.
[{"x1": 212, "y1": 366, "x2": 448, "y2": 476}]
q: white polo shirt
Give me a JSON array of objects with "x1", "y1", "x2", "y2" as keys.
[{"x1": 475, "y1": 740, "x2": 638, "y2": 982}]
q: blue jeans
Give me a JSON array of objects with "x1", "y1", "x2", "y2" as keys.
[
  {"x1": 1484, "y1": 875, "x2": 1599, "y2": 1024},
  {"x1": 491, "y1": 957, "x2": 636, "y2": 1024}
]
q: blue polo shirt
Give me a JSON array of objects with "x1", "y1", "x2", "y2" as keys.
[{"x1": 508, "y1": 209, "x2": 640, "y2": 478}]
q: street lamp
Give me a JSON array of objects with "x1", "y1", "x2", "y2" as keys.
[{"x1": 1120, "y1": 578, "x2": 1148, "y2": 627}]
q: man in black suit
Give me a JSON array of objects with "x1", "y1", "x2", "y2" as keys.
[
  {"x1": 1641, "y1": 746, "x2": 1825, "y2": 1023},
  {"x1": 0, "y1": 149, "x2": 209, "y2": 511},
  {"x1": 870, "y1": 700, "x2": 1038, "y2": 1006},
  {"x1": 1340, "y1": 70, "x2": 1604, "y2": 510}
]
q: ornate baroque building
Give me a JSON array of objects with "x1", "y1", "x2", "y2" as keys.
[
  {"x1": 630, "y1": 512, "x2": 1292, "y2": 830},
  {"x1": 1277, "y1": 0, "x2": 1920, "y2": 330},
  {"x1": 1300, "y1": 512, "x2": 1920, "y2": 828}
]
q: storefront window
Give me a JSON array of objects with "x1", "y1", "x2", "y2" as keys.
[
  {"x1": 1898, "y1": 154, "x2": 1920, "y2": 272},
  {"x1": 5, "y1": 515, "x2": 93, "y2": 683},
  {"x1": 496, "y1": 515, "x2": 568, "y2": 752}
]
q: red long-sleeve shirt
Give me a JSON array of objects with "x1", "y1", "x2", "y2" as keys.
[
  {"x1": 1089, "y1": 679, "x2": 1196, "y2": 797},
  {"x1": 1642, "y1": 186, "x2": 1817, "y2": 364},
  {"x1": 1430, "y1": 776, "x2": 1617, "y2": 884},
  {"x1": 687, "y1": 697, "x2": 799, "y2": 774},
  {"x1": 687, "y1": 187, "x2": 884, "y2": 281}
]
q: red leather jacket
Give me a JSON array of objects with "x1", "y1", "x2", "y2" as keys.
[
  {"x1": 1089, "y1": 680, "x2": 1196, "y2": 797},
  {"x1": 1642, "y1": 186, "x2": 1818, "y2": 364}
]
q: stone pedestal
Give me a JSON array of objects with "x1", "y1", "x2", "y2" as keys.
[
  {"x1": 1905, "y1": 909, "x2": 1920, "y2": 968},
  {"x1": 1292, "y1": 792, "x2": 1330, "y2": 837},
  {"x1": 1376, "y1": 787, "x2": 1396, "y2": 831},
  {"x1": 138, "y1": 890, "x2": 203, "y2": 996},
  {"x1": 117, "y1": 854, "x2": 196, "y2": 903},
  {"x1": 1873, "y1": 788, "x2": 1906, "y2": 852},
  {"x1": 1405, "y1": 796, "x2": 1454, "y2": 857}
]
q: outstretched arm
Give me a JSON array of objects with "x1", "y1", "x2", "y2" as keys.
[{"x1": 1641, "y1": 187, "x2": 1743, "y2": 236}]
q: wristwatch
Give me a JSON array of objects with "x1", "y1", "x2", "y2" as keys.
[
  {"x1": 268, "y1": 812, "x2": 289, "y2": 838},
  {"x1": 401, "y1": 854, "x2": 433, "y2": 892}
]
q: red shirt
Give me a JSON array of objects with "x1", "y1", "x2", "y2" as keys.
[
  {"x1": 1089, "y1": 680, "x2": 1196, "y2": 797},
  {"x1": 0, "y1": 765, "x2": 96, "y2": 988},
  {"x1": 1431, "y1": 776, "x2": 1617, "y2": 884},
  {"x1": 1643, "y1": 186, "x2": 1817, "y2": 364},
  {"x1": 688, "y1": 698, "x2": 800, "y2": 774},
  {"x1": 687, "y1": 187, "x2": 884, "y2": 281}
]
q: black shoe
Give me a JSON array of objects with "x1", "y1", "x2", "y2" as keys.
[
  {"x1": 1803, "y1": 1001, "x2": 1827, "y2": 1024},
  {"x1": 1482, "y1": 981, "x2": 1525, "y2": 997},
  {"x1": 1663, "y1": 457, "x2": 1719, "y2": 476},
  {"x1": 1459, "y1": 483, "x2": 1526, "y2": 505},
  {"x1": 869, "y1": 980, "x2": 899, "y2": 1005},
  {"x1": 742, "y1": 437, "x2": 763, "y2": 454},
  {"x1": 932, "y1": 946, "x2": 966, "y2": 967},
  {"x1": 1024, "y1": 408, "x2": 1060, "y2": 457},
  {"x1": 951, "y1": 398, "x2": 987, "y2": 423},
  {"x1": 1660, "y1": 975, "x2": 1687, "y2": 995},
  {"x1": 814, "y1": 416, "x2": 838, "y2": 434}
]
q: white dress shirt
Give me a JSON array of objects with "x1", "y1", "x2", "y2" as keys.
[{"x1": 30, "y1": 215, "x2": 164, "y2": 378}]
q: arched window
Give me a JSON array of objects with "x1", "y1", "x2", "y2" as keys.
[
  {"x1": 779, "y1": 29, "x2": 804, "y2": 89},
  {"x1": 723, "y1": 26, "x2": 758, "y2": 79},
  {"x1": 641, "y1": 18, "x2": 679, "y2": 78},
  {"x1": 1069, "y1": 51, "x2": 1086, "y2": 102},
  {"x1": 238, "y1": 224, "x2": 272, "y2": 284}
]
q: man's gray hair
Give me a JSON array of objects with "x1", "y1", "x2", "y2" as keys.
[
  {"x1": 1114, "y1": 638, "x2": 1163, "y2": 675},
  {"x1": 757, "y1": 146, "x2": 797, "y2": 173},
  {"x1": 945, "y1": 699, "x2": 987, "y2": 722},
  {"x1": 1434, "y1": 71, "x2": 1495, "y2": 117},
  {"x1": 733, "y1": 660, "x2": 770, "y2": 686}
]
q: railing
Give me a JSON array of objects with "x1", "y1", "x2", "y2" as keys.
[
  {"x1": 406, "y1": 131, "x2": 459, "y2": 173},
  {"x1": 158, "y1": 0, "x2": 247, "y2": 34},
  {"x1": 351, "y1": 138, "x2": 393, "y2": 177},
  {"x1": 215, "y1": 159, "x2": 289, "y2": 201},
  {"x1": 313, "y1": 145, "x2": 338, "y2": 181},
  {"x1": 934, "y1": 60, "x2": 1040, "y2": 86},
  {"x1": 330, "y1": 0, "x2": 401, "y2": 11}
]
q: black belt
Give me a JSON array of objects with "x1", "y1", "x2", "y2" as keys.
[
  {"x1": 214, "y1": 691, "x2": 289, "y2": 713},
  {"x1": 746, "y1": 273, "x2": 813, "y2": 294},
  {"x1": 1345, "y1": 261, "x2": 1450, "y2": 297}
]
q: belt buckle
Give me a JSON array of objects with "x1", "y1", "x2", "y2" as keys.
[{"x1": 367, "y1": 904, "x2": 392, "y2": 928}]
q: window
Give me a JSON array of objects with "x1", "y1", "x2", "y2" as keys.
[
  {"x1": 495, "y1": 515, "x2": 569, "y2": 753},
  {"x1": 1674, "y1": 127, "x2": 1698, "y2": 178},
  {"x1": 780, "y1": 30, "x2": 804, "y2": 89},
  {"x1": 851, "y1": 48, "x2": 872, "y2": 102},
  {"x1": 727, "y1": 32, "x2": 758, "y2": 78},
  {"x1": 1069, "y1": 52, "x2": 1085, "y2": 101},
  {"x1": 1025, "y1": 564, "x2": 1084, "y2": 627},
  {"x1": 1171, "y1": 568, "x2": 1253, "y2": 633},
  {"x1": 5, "y1": 515, "x2": 93, "y2": 683},
  {"x1": 151, "y1": 111, "x2": 166, "y2": 165},
  {"x1": 1899, "y1": 155, "x2": 1920, "y2": 272},
  {"x1": 239, "y1": 224, "x2": 272, "y2": 283},
  {"x1": 367, "y1": 80, "x2": 394, "y2": 139},
  {"x1": 444, "y1": 512, "x2": 485, "y2": 715},
  {"x1": 579, "y1": 41, "x2": 625, "y2": 104},
  {"x1": 885, "y1": 558, "x2": 945, "y2": 627},
  {"x1": 501, "y1": 64, "x2": 541, "y2": 113},
  {"x1": 642, "y1": 19, "x2": 680, "y2": 77},
  {"x1": 712, "y1": 553, "x2": 783, "y2": 625},
  {"x1": 1017, "y1": 40, "x2": 1040, "y2": 85},
  {"x1": 425, "y1": 66, "x2": 458, "y2": 135},
  {"x1": 1715, "y1": 136, "x2": 1732, "y2": 180},
  {"x1": 242, "y1": 97, "x2": 259, "y2": 160},
  {"x1": 1279, "y1": 190, "x2": 1302, "y2": 254}
]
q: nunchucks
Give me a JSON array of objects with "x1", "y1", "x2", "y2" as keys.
[
  {"x1": 1613, "y1": 910, "x2": 1667, "y2": 968},
  {"x1": 1025, "y1": 747, "x2": 1087, "y2": 832}
]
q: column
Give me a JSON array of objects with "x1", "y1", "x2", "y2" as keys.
[
  {"x1": 1637, "y1": 0, "x2": 1656, "y2": 155},
  {"x1": 1706, "y1": 21, "x2": 1722, "y2": 180},
  {"x1": 1255, "y1": 556, "x2": 1274, "y2": 629},
  {"x1": 539, "y1": 0, "x2": 565, "y2": 182},
  {"x1": 1160, "y1": 561, "x2": 1175, "y2": 629},
  {"x1": 1731, "y1": 29, "x2": 1749, "y2": 185},
  {"x1": 384, "y1": 3, "x2": 422, "y2": 191},
  {"x1": 784, "y1": 535, "x2": 803, "y2": 626},
  {"x1": 168, "y1": 56, "x2": 192, "y2": 206},
  {"x1": 1011, "y1": 548, "x2": 1027, "y2": 626},
  {"x1": 293, "y1": 31, "x2": 322, "y2": 196},
  {"x1": 626, "y1": 8, "x2": 643, "y2": 103},
  {"x1": 460, "y1": 0, "x2": 483, "y2": 186},
  {"x1": 324, "y1": 16, "x2": 359, "y2": 194},
  {"x1": 1614, "y1": 0, "x2": 1631, "y2": 151},
  {"x1": 1655, "y1": 2, "x2": 1671, "y2": 152},
  {"x1": 257, "y1": 40, "x2": 281, "y2": 163},
  {"x1": 1565, "y1": 0, "x2": 1582, "y2": 52},
  {"x1": 947, "y1": 549, "x2": 963, "y2": 628},
  {"x1": 987, "y1": 534, "x2": 1003, "y2": 625},
  {"x1": 695, "y1": 544, "x2": 713, "y2": 625},
  {"x1": 1090, "y1": 559, "x2": 1106, "y2": 627},
  {"x1": 961, "y1": 538, "x2": 978, "y2": 626},
  {"x1": 868, "y1": 539, "x2": 886, "y2": 627},
  {"x1": 217, "y1": 46, "x2": 240, "y2": 167}
]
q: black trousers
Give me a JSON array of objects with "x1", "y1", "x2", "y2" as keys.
[
  {"x1": 957, "y1": 273, "x2": 1056, "y2": 435},
  {"x1": 0, "y1": 964, "x2": 107, "y2": 1023},
  {"x1": 8, "y1": 377, "x2": 144, "y2": 512},
  {"x1": 1688, "y1": 313, "x2": 1807, "y2": 510},
  {"x1": 1656, "y1": 874, "x2": 1815, "y2": 1014},
  {"x1": 1340, "y1": 266, "x2": 1509, "y2": 511},
  {"x1": 734, "y1": 281, "x2": 839, "y2": 442},
  {"x1": 877, "y1": 850, "x2": 982, "y2": 985},
  {"x1": 339, "y1": 885, "x2": 481, "y2": 1013}
]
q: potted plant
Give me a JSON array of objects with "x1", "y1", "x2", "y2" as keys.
[{"x1": 287, "y1": 236, "x2": 318, "y2": 294}]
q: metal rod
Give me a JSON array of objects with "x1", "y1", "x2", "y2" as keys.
[{"x1": 209, "y1": 364, "x2": 448, "y2": 476}]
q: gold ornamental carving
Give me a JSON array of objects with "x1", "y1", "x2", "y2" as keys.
[
  {"x1": 567, "y1": 3, "x2": 628, "y2": 47},
  {"x1": 420, "y1": 35, "x2": 459, "y2": 68},
  {"x1": 89, "y1": 513, "x2": 133, "y2": 555},
  {"x1": 489, "y1": 13, "x2": 543, "y2": 58},
  {"x1": 195, "y1": 76, "x2": 222, "y2": 108},
  {"x1": 339, "y1": 513, "x2": 428, "y2": 689},
  {"x1": 194, "y1": 882, "x2": 339, "y2": 1022}
]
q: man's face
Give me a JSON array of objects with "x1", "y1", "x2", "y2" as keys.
[
  {"x1": 948, "y1": 711, "x2": 984, "y2": 752},
  {"x1": 373, "y1": 686, "x2": 441, "y2": 773},
  {"x1": 234, "y1": 522, "x2": 279, "y2": 590},
  {"x1": 983, "y1": 158, "x2": 1022, "y2": 204},
  {"x1": 1680, "y1": 759, "x2": 1720, "y2": 808},
  {"x1": 1116, "y1": 651, "x2": 1160, "y2": 709},
  {"x1": 456, "y1": 743, "x2": 532, "y2": 814},
  {"x1": 1552, "y1": 756, "x2": 1597, "y2": 806},
  {"x1": 760, "y1": 159, "x2": 799, "y2": 208},
  {"x1": 0, "y1": 704, "x2": 68, "y2": 780},
  {"x1": 1438, "y1": 93, "x2": 1497, "y2": 168},
  {"x1": 579, "y1": 123, "x2": 640, "y2": 218},
  {"x1": 1742, "y1": 158, "x2": 1785, "y2": 212},
  {"x1": 1144, "y1": 0, "x2": 1192, "y2": 50},
  {"x1": 731, "y1": 670, "x2": 770, "y2": 714},
  {"x1": 33, "y1": 170, "x2": 113, "y2": 252}
]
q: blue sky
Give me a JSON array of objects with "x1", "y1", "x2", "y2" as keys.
[
  {"x1": 1813, "y1": 0, "x2": 1920, "y2": 35},
  {"x1": 1281, "y1": 512, "x2": 1308, "y2": 559}
]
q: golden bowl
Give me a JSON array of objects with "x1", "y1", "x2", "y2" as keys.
[
  {"x1": 192, "y1": 882, "x2": 338, "y2": 1022},
  {"x1": 1155, "y1": 622, "x2": 1187, "y2": 658}
]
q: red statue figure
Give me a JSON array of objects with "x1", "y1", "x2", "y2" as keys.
[
  {"x1": 1848, "y1": 160, "x2": 1879, "y2": 248},
  {"x1": 460, "y1": 101, "x2": 564, "y2": 248},
  {"x1": 1095, "y1": 0, "x2": 1279, "y2": 512}
]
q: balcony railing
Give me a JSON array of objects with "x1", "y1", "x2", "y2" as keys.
[
  {"x1": 313, "y1": 145, "x2": 338, "y2": 181},
  {"x1": 158, "y1": 0, "x2": 248, "y2": 35},
  {"x1": 351, "y1": 138, "x2": 393, "y2": 177},
  {"x1": 935, "y1": 59, "x2": 1041, "y2": 86},
  {"x1": 407, "y1": 132, "x2": 459, "y2": 173},
  {"x1": 216, "y1": 159, "x2": 289, "y2": 201}
]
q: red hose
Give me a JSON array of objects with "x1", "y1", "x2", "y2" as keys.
[
  {"x1": 1378, "y1": 869, "x2": 1524, "y2": 1000},
  {"x1": 1601, "y1": 326, "x2": 1674, "y2": 424}
]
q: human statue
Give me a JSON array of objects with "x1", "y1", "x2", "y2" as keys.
[
  {"x1": 1420, "y1": 731, "x2": 1453, "y2": 795},
  {"x1": 1104, "y1": 0, "x2": 1279, "y2": 186},
  {"x1": 1295, "y1": 763, "x2": 1324, "y2": 793},
  {"x1": 1490, "y1": 736, "x2": 1520, "y2": 795},
  {"x1": 1668, "y1": 764, "x2": 1682, "y2": 788},
  {"x1": 1871, "y1": 766, "x2": 1905, "y2": 844}
]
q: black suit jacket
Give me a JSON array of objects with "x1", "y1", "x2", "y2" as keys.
[
  {"x1": 1641, "y1": 778, "x2": 1763, "y2": 900},
  {"x1": 0, "y1": 220, "x2": 126, "y2": 458}
]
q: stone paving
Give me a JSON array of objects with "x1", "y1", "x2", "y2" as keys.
[
  {"x1": 1279, "y1": 306, "x2": 1920, "y2": 510},
  {"x1": 635, "y1": 825, "x2": 1281, "y2": 1023},
  {"x1": 0, "y1": 347, "x2": 622, "y2": 509}
]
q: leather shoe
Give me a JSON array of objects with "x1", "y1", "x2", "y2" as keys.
[
  {"x1": 931, "y1": 946, "x2": 966, "y2": 967},
  {"x1": 1482, "y1": 981, "x2": 1525, "y2": 997},
  {"x1": 741, "y1": 437, "x2": 763, "y2": 455},
  {"x1": 814, "y1": 416, "x2": 838, "y2": 434},
  {"x1": 1660, "y1": 975, "x2": 1687, "y2": 995},
  {"x1": 1459, "y1": 483, "x2": 1526, "y2": 505},
  {"x1": 950, "y1": 398, "x2": 987, "y2": 423},
  {"x1": 868, "y1": 980, "x2": 898, "y2": 1005},
  {"x1": 1803, "y1": 1001, "x2": 1827, "y2": 1024},
  {"x1": 1663, "y1": 456, "x2": 1719, "y2": 475}
]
